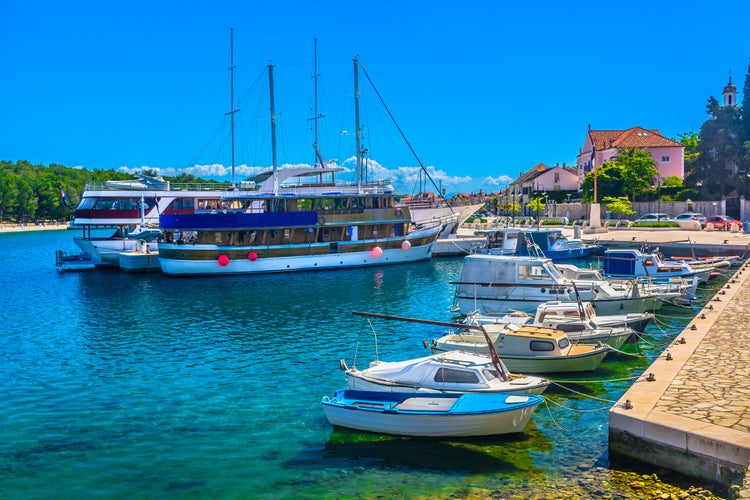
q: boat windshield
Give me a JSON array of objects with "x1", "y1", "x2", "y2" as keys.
[{"x1": 545, "y1": 263, "x2": 563, "y2": 281}]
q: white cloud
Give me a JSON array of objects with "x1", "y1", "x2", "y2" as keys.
[{"x1": 114, "y1": 156, "x2": 505, "y2": 195}]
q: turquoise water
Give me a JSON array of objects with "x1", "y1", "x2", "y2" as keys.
[{"x1": 0, "y1": 230, "x2": 730, "y2": 498}]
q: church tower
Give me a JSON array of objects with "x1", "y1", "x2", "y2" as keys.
[{"x1": 723, "y1": 74, "x2": 738, "y2": 107}]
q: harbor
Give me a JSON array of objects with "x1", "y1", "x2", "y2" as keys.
[{"x1": 0, "y1": 226, "x2": 745, "y2": 497}]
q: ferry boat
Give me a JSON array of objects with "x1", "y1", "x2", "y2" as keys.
[{"x1": 156, "y1": 58, "x2": 443, "y2": 276}]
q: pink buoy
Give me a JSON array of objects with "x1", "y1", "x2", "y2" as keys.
[
  {"x1": 248, "y1": 251, "x2": 258, "y2": 261},
  {"x1": 218, "y1": 254, "x2": 230, "y2": 266},
  {"x1": 401, "y1": 240, "x2": 411, "y2": 250},
  {"x1": 370, "y1": 246, "x2": 383, "y2": 258}
]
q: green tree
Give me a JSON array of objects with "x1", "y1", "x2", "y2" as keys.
[
  {"x1": 527, "y1": 197, "x2": 546, "y2": 218},
  {"x1": 617, "y1": 147, "x2": 660, "y2": 200},
  {"x1": 602, "y1": 196, "x2": 634, "y2": 219},
  {"x1": 580, "y1": 148, "x2": 658, "y2": 202},
  {"x1": 677, "y1": 131, "x2": 700, "y2": 165},
  {"x1": 690, "y1": 96, "x2": 743, "y2": 197},
  {"x1": 740, "y1": 60, "x2": 750, "y2": 176}
]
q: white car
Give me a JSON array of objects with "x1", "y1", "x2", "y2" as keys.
[
  {"x1": 674, "y1": 212, "x2": 707, "y2": 227},
  {"x1": 634, "y1": 213, "x2": 673, "y2": 223}
]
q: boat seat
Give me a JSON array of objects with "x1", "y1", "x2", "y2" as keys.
[{"x1": 395, "y1": 397, "x2": 457, "y2": 411}]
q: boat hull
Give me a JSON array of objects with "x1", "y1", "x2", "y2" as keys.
[
  {"x1": 455, "y1": 295, "x2": 663, "y2": 317},
  {"x1": 321, "y1": 390, "x2": 541, "y2": 437},
  {"x1": 158, "y1": 227, "x2": 440, "y2": 275},
  {"x1": 430, "y1": 340, "x2": 611, "y2": 373},
  {"x1": 345, "y1": 373, "x2": 549, "y2": 395}
]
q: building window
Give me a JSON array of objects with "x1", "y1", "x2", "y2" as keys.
[{"x1": 661, "y1": 156, "x2": 670, "y2": 162}]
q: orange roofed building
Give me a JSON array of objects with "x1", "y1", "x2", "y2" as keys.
[{"x1": 575, "y1": 126, "x2": 685, "y2": 189}]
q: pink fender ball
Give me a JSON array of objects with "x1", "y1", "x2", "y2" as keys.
[{"x1": 218, "y1": 254, "x2": 230, "y2": 266}]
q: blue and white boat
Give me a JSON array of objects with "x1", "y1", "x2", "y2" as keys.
[
  {"x1": 602, "y1": 248, "x2": 714, "y2": 284},
  {"x1": 513, "y1": 229, "x2": 602, "y2": 260},
  {"x1": 320, "y1": 389, "x2": 542, "y2": 437}
]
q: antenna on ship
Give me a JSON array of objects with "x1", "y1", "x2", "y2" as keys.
[{"x1": 226, "y1": 27, "x2": 239, "y2": 188}]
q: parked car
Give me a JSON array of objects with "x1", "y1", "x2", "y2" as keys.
[
  {"x1": 634, "y1": 213, "x2": 673, "y2": 223},
  {"x1": 705, "y1": 215, "x2": 742, "y2": 230},
  {"x1": 674, "y1": 212, "x2": 707, "y2": 227}
]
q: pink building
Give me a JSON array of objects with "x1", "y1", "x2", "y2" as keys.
[{"x1": 575, "y1": 126, "x2": 685, "y2": 189}]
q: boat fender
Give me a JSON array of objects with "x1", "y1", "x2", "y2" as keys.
[
  {"x1": 218, "y1": 254, "x2": 230, "y2": 266},
  {"x1": 319, "y1": 216, "x2": 326, "y2": 225},
  {"x1": 339, "y1": 359, "x2": 348, "y2": 371},
  {"x1": 395, "y1": 209, "x2": 404, "y2": 217},
  {"x1": 248, "y1": 251, "x2": 258, "y2": 261}
]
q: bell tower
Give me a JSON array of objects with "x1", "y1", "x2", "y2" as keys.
[{"x1": 723, "y1": 74, "x2": 738, "y2": 107}]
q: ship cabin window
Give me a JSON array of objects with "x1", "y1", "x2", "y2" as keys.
[
  {"x1": 434, "y1": 368, "x2": 480, "y2": 384},
  {"x1": 170, "y1": 198, "x2": 195, "y2": 210},
  {"x1": 334, "y1": 197, "x2": 349, "y2": 210},
  {"x1": 529, "y1": 340, "x2": 556, "y2": 351},
  {"x1": 98, "y1": 197, "x2": 155, "y2": 211},
  {"x1": 518, "y1": 264, "x2": 553, "y2": 280},
  {"x1": 482, "y1": 368, "x2": 500, "y2": 381},
  {"x1": 557, "y1": 338, "x2": 570, "y2": 349},
  {"x1": 297, "y1": 199, "x2": 313, "y2": 211},
  {"x1": 77, "y1": 198, "x2": 96, "y2": 209}
]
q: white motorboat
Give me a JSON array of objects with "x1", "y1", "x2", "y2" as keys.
[
  {"x1": 321, "y1": 389, "x2": 543, "y2": 437},
  {"x1": 493, "y1": 300, "x2": 652, "y2": 333},
  {"x1": 344, "y1": 350, "x2": 549, "y2": 395},
  {"x1": 453, "y1": 254, "x2": 665, "y2": 317}
]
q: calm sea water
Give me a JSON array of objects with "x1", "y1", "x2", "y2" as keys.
[{"x1": 0, "y1": 230, "x2": 730, "y2": 498}]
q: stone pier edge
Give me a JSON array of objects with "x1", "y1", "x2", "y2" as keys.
[{"x1": 609, "y1": 260, "x2": 750, "y2": 497}]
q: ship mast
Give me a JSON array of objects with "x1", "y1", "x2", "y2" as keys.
[
  {"x1": 353, "y1": 56, "x2": 362, "y2": 194},
  {"x1": 227, "y1": 27, "x2": 239, "y2": 187},
  {"x1": 268, "y1": 63, "x2": 279, "y2": 195},
  {"x1": 311, "y1": 38, "x2": 325, "y2": 168}
]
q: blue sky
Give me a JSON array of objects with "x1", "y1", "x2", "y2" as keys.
[{"x1": 2, "y1": 1, "x2": 749, "y2": 196}]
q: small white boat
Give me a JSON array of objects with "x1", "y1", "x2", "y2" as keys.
[
  {"x1": 603, "y1": 248, "x2": 714, "y2": 284},
  {"x1": 347, "y1": 311, "x2": 549, "y2": 395},
  {"x1": 344, "y1": 350, "x2": 550, "y2": 395},
  {"x1": 430, "y1": 322, "x2": 612, "y2": 374},
  {"x1": 466, "y1": 309, "x2": 633, "y2": 350},
  {"x1": 320, "y1": 389, "x2": 543, "y2": 437},
  {"x1": 529, "y1": 300, "x2": 652, "y2": 333}
]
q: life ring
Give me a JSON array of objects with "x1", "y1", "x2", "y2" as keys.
[{"x1": 395, "y1": 209, "x2": 404, "y2": 217}]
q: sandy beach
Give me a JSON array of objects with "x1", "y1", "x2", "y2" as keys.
[{"x1": 0, "y1": 222, "x2": 70, "y2": 233}]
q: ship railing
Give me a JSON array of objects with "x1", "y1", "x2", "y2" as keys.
[{"x1": 84, "y1": 181, "x2": 236, "y2": 192}]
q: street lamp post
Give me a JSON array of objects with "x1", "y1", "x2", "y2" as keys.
[{"x1": 657, "y1": 177, "x2": 662, "y2": 220}]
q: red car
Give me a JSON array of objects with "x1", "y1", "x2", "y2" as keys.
[{"x1": 705, "y1": 215, "x2": 742, "y2": 230}]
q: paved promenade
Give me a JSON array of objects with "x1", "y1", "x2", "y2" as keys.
[{"x1": 609, "y1": 257, "x2": 750, "y2": 498}]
